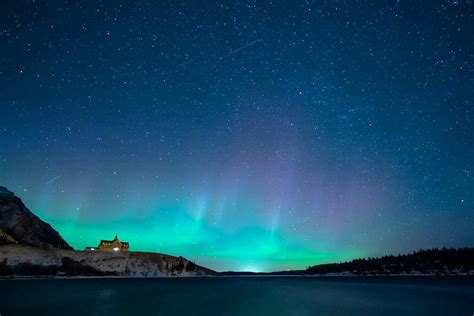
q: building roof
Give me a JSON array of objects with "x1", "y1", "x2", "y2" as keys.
[{"x1": 98, "y1": 235, "x2": 129, "y2": 246}]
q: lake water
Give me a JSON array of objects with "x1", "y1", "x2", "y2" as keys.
[{"x1": 1, "y1": 276, "x2": 473, "y2": 315}]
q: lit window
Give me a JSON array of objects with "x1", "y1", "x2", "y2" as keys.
[{"x1": 113, "y1": 247, "x2": 120, "y2": 251}]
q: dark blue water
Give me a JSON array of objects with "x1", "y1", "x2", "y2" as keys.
[{"x1": 1, "y1": 276, "x2": 473, "y2": 315}]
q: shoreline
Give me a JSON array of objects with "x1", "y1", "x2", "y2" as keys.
[{"x1": 2, "y1": 273, "x2": 474, "y2": 280}]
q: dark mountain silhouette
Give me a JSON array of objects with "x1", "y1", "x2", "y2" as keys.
[{"x1": 0, "y1": 186, "x2": 72, "y2": 250}]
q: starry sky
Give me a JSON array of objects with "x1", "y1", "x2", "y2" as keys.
[{"x1": 0, "y1": 0, "x2": 473, "y2": 272}]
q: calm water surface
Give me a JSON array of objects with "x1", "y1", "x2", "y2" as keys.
[{"x1": 1, "y1": 276, "x2": 473, "y2": 315}]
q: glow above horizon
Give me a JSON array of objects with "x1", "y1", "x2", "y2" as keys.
[{"x1": 0, "y1": 1, "x2": 472, "y2": 272}]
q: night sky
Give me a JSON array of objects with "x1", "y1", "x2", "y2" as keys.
[{"x1": 0, "y1": 0, "x2": 473, "y2": 272}]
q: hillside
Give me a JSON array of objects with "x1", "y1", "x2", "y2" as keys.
[
  {"x1": 0, "y1": 186, "x2": 72, "y2": 249},
  {"x1": 0, "y1": 244, "x2": 217, "y2": 277},
  {"x1": 0, "y1": 186, "x2": 216, "y2": 277}
]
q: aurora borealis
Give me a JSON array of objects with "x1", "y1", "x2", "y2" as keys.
[{"x1": 0, "y1": 1, "x2": 473, "y2": 272}]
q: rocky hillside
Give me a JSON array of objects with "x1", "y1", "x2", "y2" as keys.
[
  {"x1": 0, "y1": 186, "x2": 72, "y2": 249},
  {"x1": 0, "y1": 244, "x2": 217, "y2": 277},
  {"x1": 0, "y1": 186, "x2": 216, "y2": 277}
]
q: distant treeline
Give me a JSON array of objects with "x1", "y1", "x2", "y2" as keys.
[
  {"x1": 305, "y1": 248, "x2": 474, "y2": 275},
  {"x1": 221, "y1": 248, "x2": 474, "y2": 276}
]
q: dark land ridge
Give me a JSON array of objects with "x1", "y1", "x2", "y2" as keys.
[{"x1": 1, "y1": 186, "x2": 473, "y2": 277}]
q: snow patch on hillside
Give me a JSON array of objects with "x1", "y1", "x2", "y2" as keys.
[{"x1": 0, "y1": 244, "x2": 215, "y2": 277}]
